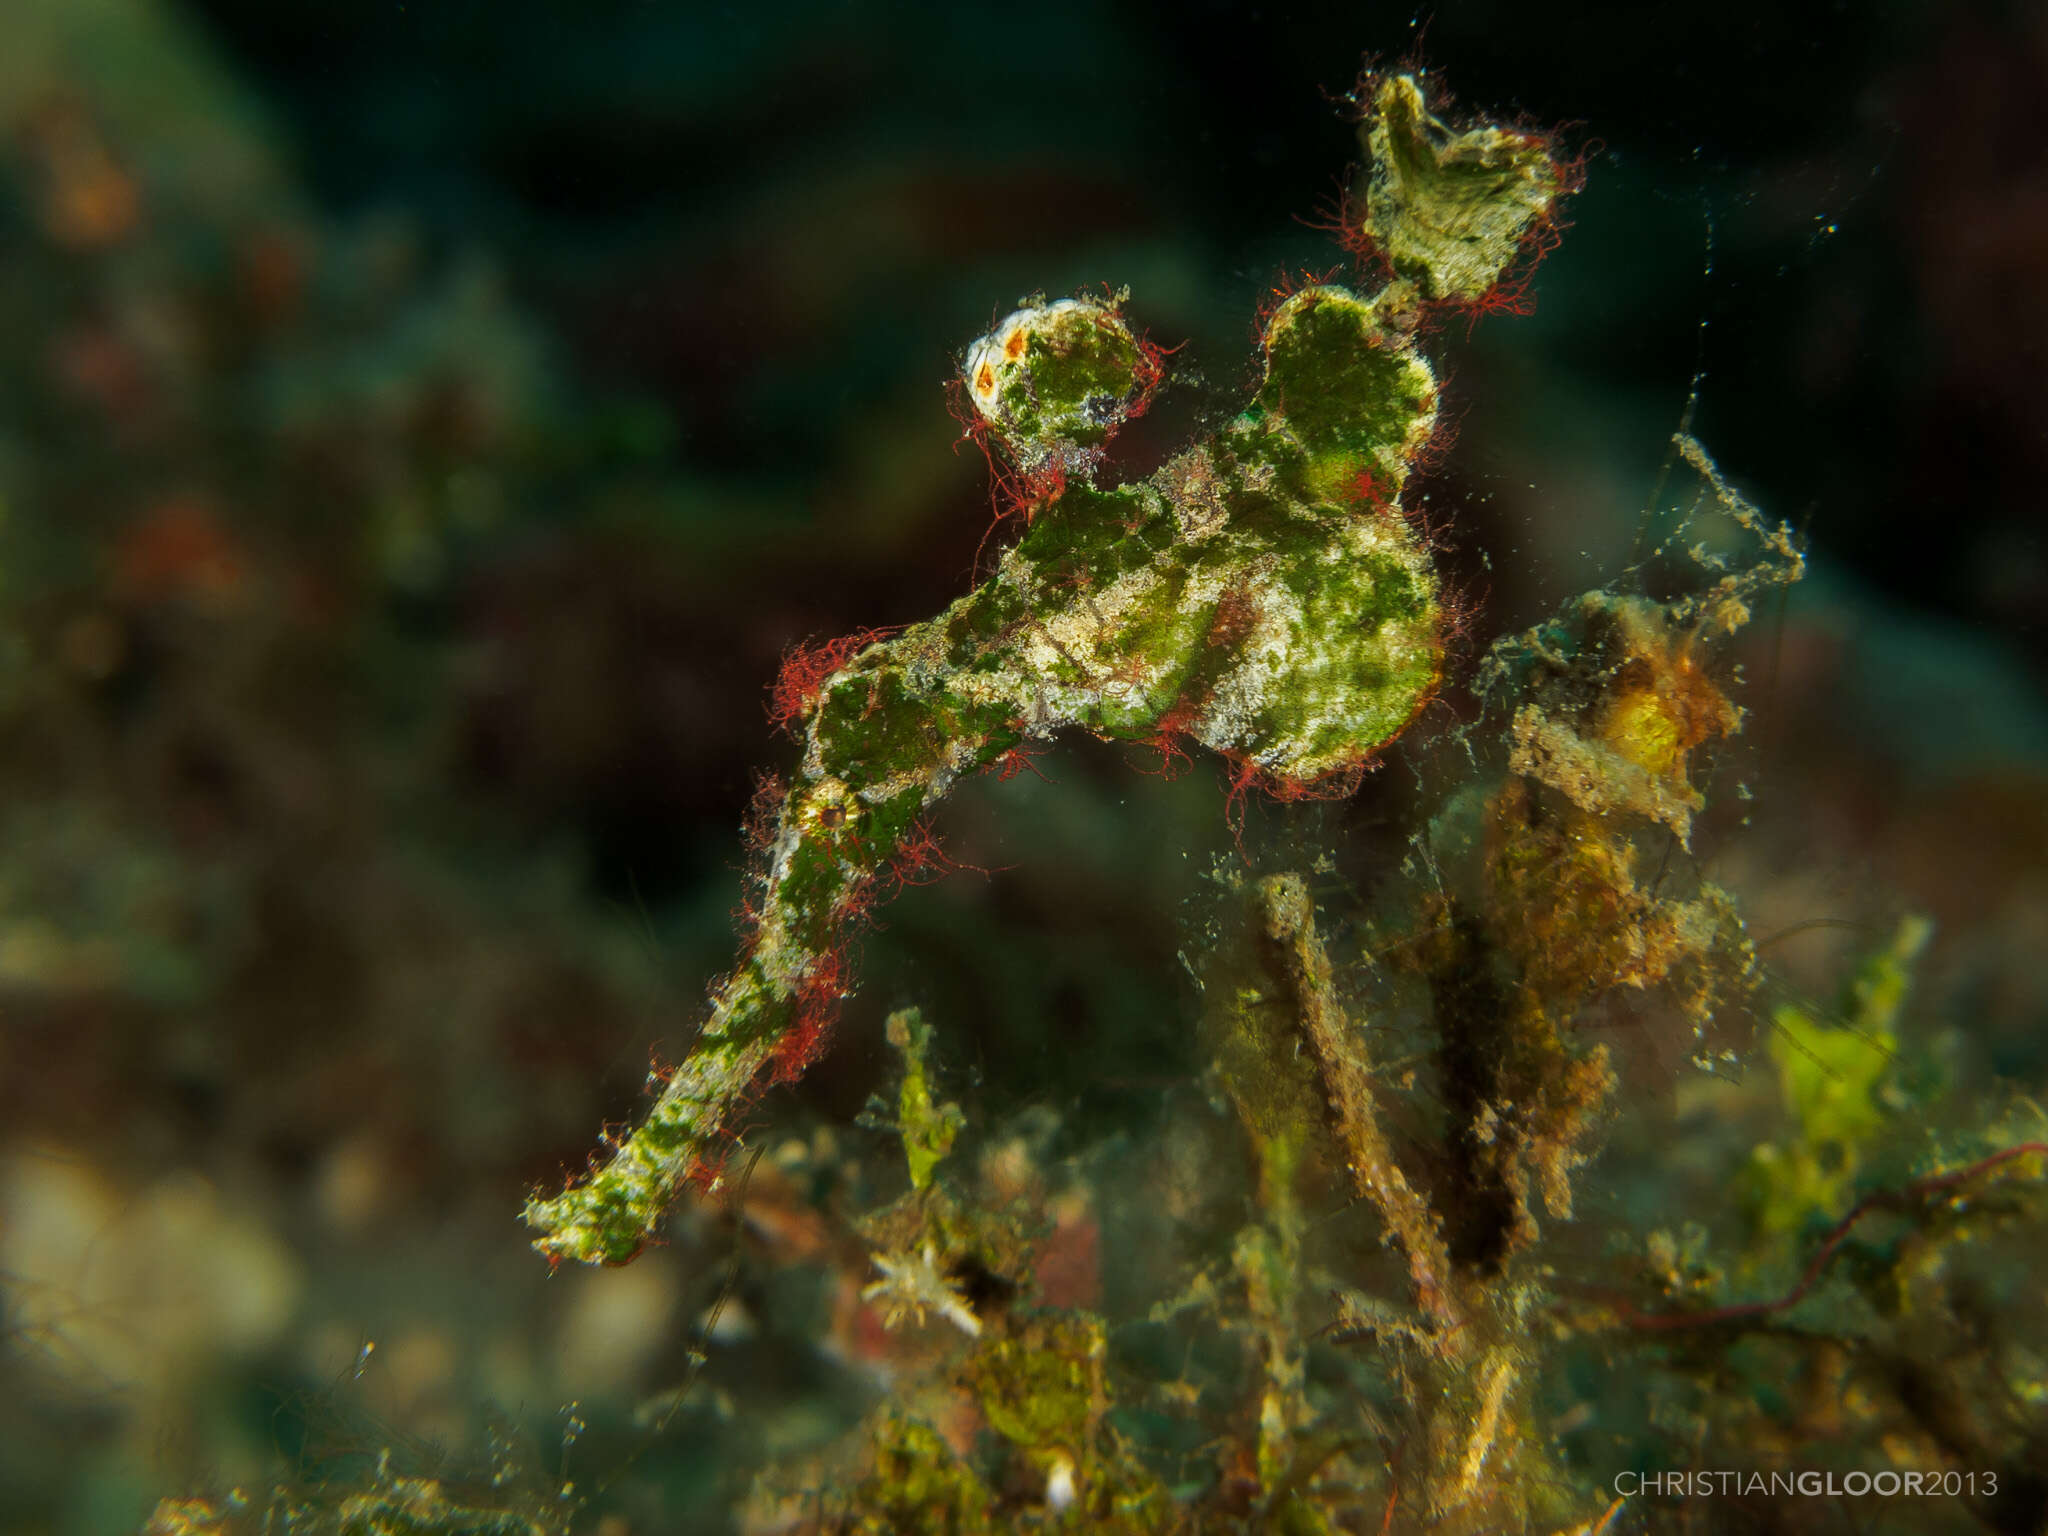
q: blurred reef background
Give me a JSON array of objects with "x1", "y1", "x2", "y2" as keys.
[{"x1": 2, "y1": 0, "x2": 2047, "y2": 1532}]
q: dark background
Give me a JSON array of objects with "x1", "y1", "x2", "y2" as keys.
[
  {"x1": 172, "y1": 0, "x2": 2047, "y2": 671},
  {"x1": 166, "y1": 0, "x2": 2048, "y2": 911}
]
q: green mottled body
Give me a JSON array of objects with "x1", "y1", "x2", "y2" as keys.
[
  {"x1": 526, "y1": 287, "x2": 1444, "y2": 1264},
  {"x1": 527, "y1": 75, "x2": 1571, "y2": 1265}
]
